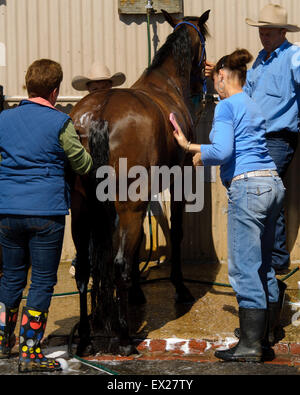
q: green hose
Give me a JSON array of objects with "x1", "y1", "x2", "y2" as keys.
[
  {"x1": 139, "y1": 8, "x2": 154, "y2": 275},
  {"x1": 281, "y1": 266, "x2": 300, "y2": 282},
  {"x1": 20, "y1": 265, "x2": 299, "y2": 300},
  {"x1": 147, "y1": 11, "x2": 152, "y2": 67},
  {"x1": 68, "y1": 322, "x2": 120, "y2": 375}
]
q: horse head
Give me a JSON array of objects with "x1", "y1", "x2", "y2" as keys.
[{"x1": 161, "y1": 9, "x2": 210, "y2": 99}]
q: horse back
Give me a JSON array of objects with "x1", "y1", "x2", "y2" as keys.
[{"x1": 70, "y1": 87, "x2": 192, "y2": 169}]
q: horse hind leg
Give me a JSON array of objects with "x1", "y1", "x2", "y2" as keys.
[
  {"x1": 128, "y1": 230, "x2": 147, "y2": 305},
  {"x1": 170, "y1": 188, "x2": 195, "y2": 304},
  {"x1": 71, "y1": 191, "x2": 94, "y2": 356},
  {"x1": 113, "y1": 208, "x2": 146, "y2": 356}
]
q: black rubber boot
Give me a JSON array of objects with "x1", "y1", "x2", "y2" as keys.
[
  {"x1": 0, "y1": 302, "x2": 18, "y2": 359},
  {"x1": 234, "y1": 279, "x2": 287, "y2": 345},
  {"x1": 267, "y1": 303, "x2": 284, "y2": 346},
  {"x1": 215, "y1": 308, "x2": 267, "y2": 362},
  {"x1": 268, "y1": 279, "x2": 287, "y2": 345},
  {"x1": 260, "y1": 285, "x2": 286, "y2": 361},
  {"x1": 18, "y1": 306, "x2": 62, "y2": 373}
]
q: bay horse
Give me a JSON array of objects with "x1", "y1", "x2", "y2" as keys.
[{"x1": 69, "y1": 9, "x2": 210, "y2": 356}]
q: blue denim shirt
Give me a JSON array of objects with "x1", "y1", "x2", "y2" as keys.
[
  {"x1": 244, "y1": 40, "x2": 300, "y2": 134},
  {"x1": 201, "y1": 92, "x2": 276, "y2": 184}
]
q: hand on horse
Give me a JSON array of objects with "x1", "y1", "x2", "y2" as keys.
[
  {"x1": 169, "y1": 113, "x2": 189, "y2": 150},
  {"x1": 205, "y1": 61, "x2": 215, "y2": 78},
  {"x1": 192, "y1": 152, "x2": 204, "y2": 167}
]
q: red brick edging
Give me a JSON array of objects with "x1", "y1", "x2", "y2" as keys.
[
  {"x1": 135, "y1": 338, "x2": 300, "y2": 356},
  {"x1": 85, "y1": 338, "x2": 300, "y2": 366}
]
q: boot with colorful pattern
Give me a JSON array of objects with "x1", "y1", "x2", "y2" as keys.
[
  {"x1": 0, "y1": 302, "x2": 18, "y2": 358},
  {"x1": 18, "y1": 306, "x2": 62, "y2": 373}
]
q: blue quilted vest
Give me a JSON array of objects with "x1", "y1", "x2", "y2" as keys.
[{"x1": 0, "y1": 100, "x2": 71, "y2": 215}]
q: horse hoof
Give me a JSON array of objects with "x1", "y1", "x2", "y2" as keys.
[
  {"x1": 175, "y1": 286, "x2": 195, "y2": 304},
  {"x1": 76, "y1": 341, "x2": 95, "y2": 357},
  {"x1": 118, "y1": 344, "x2": 139, "y2": 357},
  {"x1": 128, "y1": 286, "x2": 147, "y2": 305}
]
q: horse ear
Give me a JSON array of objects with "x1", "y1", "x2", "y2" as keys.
[
  {"x1": 198, "y1": 9, "x2": 210, "y2": 26},
  {"x1": 161, "y1": 9, "x2": 177, "y2": 28}
]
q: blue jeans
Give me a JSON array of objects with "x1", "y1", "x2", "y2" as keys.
[
  {"x1": 0, "y1": 215, "x2": 65, "y2": 311},
  {"x1": 266, "y1": 132, "x2": 298, "y2": 269},
  {"x1": 227, "y1": 174, "x2": 285, "y2": 309}
]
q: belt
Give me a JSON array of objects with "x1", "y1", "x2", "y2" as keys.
[{"x1": 225, "y1": 169, "x2": 279, "y2": 188}]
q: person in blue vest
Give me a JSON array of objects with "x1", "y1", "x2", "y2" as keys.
[
  {"x1": 171, "y1": 49, "x2": 285, "y2": 362},
  {"x1": 0, "y1": 59, "x2": 92, "y2": 373}
]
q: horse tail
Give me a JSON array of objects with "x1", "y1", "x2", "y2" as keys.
[
  {"x1": 88, "y1": 119, "x2": 110, "y2": 173},
  {"x1": 88, "y1": 119, "x2": 117, "y2": 337}
]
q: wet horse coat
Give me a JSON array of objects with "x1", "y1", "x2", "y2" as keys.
[{"x1": 70, "y1": 10, "x2": 210, "y2": 356}]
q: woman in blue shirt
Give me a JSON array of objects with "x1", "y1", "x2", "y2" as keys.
[{"x1": 171, "y1": 49, "x2": 285, "y2": 362}]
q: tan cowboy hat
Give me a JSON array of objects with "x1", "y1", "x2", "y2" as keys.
[
  {"x1": 246, "y1": 3, "x2": 300, "y2": 32},
  {"x1": 72, "y1": 61, "x2": 126, "y2": 91}
]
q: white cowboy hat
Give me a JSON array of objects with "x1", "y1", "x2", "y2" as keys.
[
  {"x1": 246, "y1": 3, "x2": 300, "y2": 32},
  {"x1": 72, "y1": 61, "x2": 126, "y2": 91}
]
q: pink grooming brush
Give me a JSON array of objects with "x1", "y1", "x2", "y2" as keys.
[{"x1": 169, "y1": 113, "x2": 178, "y2": 130}]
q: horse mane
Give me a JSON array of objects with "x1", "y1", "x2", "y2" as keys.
[{"x1": 146, "y1": 17, "x2": 208, "y2": 78}]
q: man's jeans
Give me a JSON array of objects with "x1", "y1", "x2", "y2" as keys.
[
  {"x1": 266, "y1": 132, "x2": 298, "y2": 270},
  {"x1": 227, "y1": 174, "x2": 285, "y2": 309},
  {"x1": 0, "y1": 215, "x2": 65, "y2": 311}
]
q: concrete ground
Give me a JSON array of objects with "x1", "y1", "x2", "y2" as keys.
[
  {"x1": 6, "y1": 259, "x2": 300, "y2": 375},
  {"x1": 44, "y1": 260, "x2": 300, "y2": 344}
]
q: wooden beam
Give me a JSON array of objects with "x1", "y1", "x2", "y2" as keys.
[{"x1": 118, "y1": 0, "x2": 183, "y2": 15}]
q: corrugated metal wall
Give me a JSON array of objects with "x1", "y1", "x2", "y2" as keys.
[
  {"x1": 1, "y1": 0, "x2": 300, "y2": 263},
  {"x1": 2, "y1": 0, "x2": 300, "y2": 97}
]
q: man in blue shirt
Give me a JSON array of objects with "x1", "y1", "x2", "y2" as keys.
[{"x1": 244, "y1": 4, "x2": 300, "y2": 274}]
